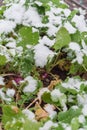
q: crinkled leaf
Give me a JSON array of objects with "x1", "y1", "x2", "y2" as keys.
[
  {"x1": 71, "y1": 30, "x2": 81, "y2": 43},
  {"x1": 17, "y1": 26, "x2": 39, "y2": 48},
  {"x1": 58, "y1": 107, "x2": 82, "y2": 123},
  {"x1": 2, "y1": 105, "x2": 41, "y2": 130},
  {"x1": 2, "y1": 105, "x2": 25, "y2": 125},
  {"x1": 53, "y1": 27, "x2": 71, "y2": 51},
  {"x1": 71, "y1": 117, "x2": 80, "y2": 130},
  {"x1": 23, "y1": 119, "x2": 41, "y2": 130},
  {"x1": 0, "y1": 55, "x2": 7, "y2": 66},
  {"x1": 55, "y1": 124, "x2": 64, "y2": 130},
  {"x1": 42, "y1": 92, "x2": 53, "y2": 104}
]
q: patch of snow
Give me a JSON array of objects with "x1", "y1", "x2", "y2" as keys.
[
  {"x1": 77, "y1": 94, "x2": 87, "y2": 106},
  {"x1": 44, "y1": 104, "x2": 57, "y2": 119},
  {"x1": 0, "y1": 88, "x2": 11, "y2": 102},
  {"x1": 35, "y1": 1, "x2": 43, "y2": 6},
  {"x1": 34, "y1": 44, "x2": 55, "y2": 67},
  {"x1": 4, "y1": 3, "x2": 25, "y2": 24},
  {"x1": 51, "y1": 89, "x2": 62, "y2": 102},
  {"x1": 72, "y1": 15, "x2": 87, "y2": 32},
  {"x1": 0, "y1": 20, "x2": 16, "y2": 34},
  {"x1": 39, "y1": 36, "x2": 55, "y2": 47},
  {"x1": 0, "y1": 45, "x2": 11, "y2": 61},
  {"x1": 23, "y1": 76, "x2": 37, "y2": 93},
  {"x1": 0, "y1": 76, "x2": 5, "y2": 85},
  {"x1": 69, "y1": 42, "x2": 84, "y2": 64},
  {"x1": 64, "y1": 21, "x2": 76, "y2": 34},
  {"x1": 6, "y1": 41, "x2": 16, "y2": 48},
  {"x1": 69, "y1": 42, "x2": 81, "y2": 51},
  {"x1": 39, "y1": 120, "x2": 58, "y2": 130},
  {"x1": 82, "y1": 104, "x2": 87, "y2": 116},
  {"x1": 6, "y1": 88, "x2": 15, "y2": 97},
  {"x1": 22, "y1": 109, "x2": 36, "y2": 121},
  {"x1": 62, "y1": 78, "x2": 82, "y2": 91},
  {"x1": 63, "y1": 8, "x2": 71, "y2": 17},
  {"x1": 78, "y1": 115, "x2": 85, "y2": 123},
  {"x1": 23, "y1": 6, "x2": 43, "y2": 27},
  {"x1": 47, "y1": 24, "x2": 58, "y2": 36}
]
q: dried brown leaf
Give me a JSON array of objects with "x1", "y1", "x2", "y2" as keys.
[{"x1": 35, "y1": 102, "x2": 48, "y2": 121}]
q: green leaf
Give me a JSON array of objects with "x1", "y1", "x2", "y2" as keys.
[
  {"x1": 71, "y1": 30, "x2": 81, "y2": 43},
  {"x1": 58, "y1": 107, "x2": 81, "y2": 123},
  {"x1": 81, "y1": 31, "x2": 87, "y2": 44},
  {"x1": 66, "y1": 88, "x2": 78, "y2": 95},
  {"x1": 23, "y1": 119, "x2": 41, "y2": 130},
  {"x1": 83, "y1": 55, "x2": 87, "y2": 68},
  {"x1": 0, "y1": 55, "x2": 7, "y2": 66},
  {"x1": 2, "y1": 105, "x2": 41, "y2": 130},
  {"x1": 2, "y1": 105, "x2": 25, "y2": 125},
  {"x1": 55, "y1": 124, "x2": 64, "y2": 130},
  {"x1": 68, "y1": 10, "x2": 78, "y2": 21},
  {"x1": 17, "y1": 26, "x2": 39, "y2": 48},
  {"x1": 71, "y1": 117, "x2": 80, "y2": 130},
  {"x1": 69, "y1": 62, "x2": 84, "y2": 75},
  {"x1": 53, "y1": 27, "x2": 71, "y2": 51},
  {"x1": 42, "y1": 92, "x2": 53, "y2": 104}
]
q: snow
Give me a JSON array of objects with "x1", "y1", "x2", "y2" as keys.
[
  {"x1": 82, "y1": 104, "x2": 87, "y2": 116},
  {"x1": 0, "y1": 20, "x2": 16, "y2": 34},
  {"x1": 78, "y1": 115, "x2": 85, "y2": 123},
  {"x1": 0, "y1": 88, "x2": 11, "y2": 102},
  {"x1": 35, "y1": 1, "x2": 43, "y2": 6},
  {"x1": 62, "y1": 78, "x2": 82, "y2": 91},
  {"x1": 34, "y1": 44, "x2": 55, "y2": 67},
  {"x1": 22, "y1": 109, "x2": 35, "y2": 121},
  {"x1": 6, "y1": 88, "x2": 15, "y2": 97},
  {"x1": 44, "y1": 104, "x2": 57, "y2": 119},
  {"x1": 39, "y1": 36, "x2": 55, "y2": 47},
  {"x1": 6, "y1": 41, "x2": 16, "y2": 48},
  {"x1": 72, "y1": 15, "x2": 87, "y2": 32},
  {"x1": 47, "y1": 24, "x2": 58, "y2": 36},
  {"x1": 64, "y1": 21, "x2": 76, "y2": 34},
  {"x1": 4, "y1": 3, "x2": 25, "y2": 24},
  {"x1": 51, "y1": 89, "x2": 62, "y2": 102},
  {"x1": 0, "y1": 45, "x2": 11, "y2": 61},
  {"x1": 23, "y1": 6, "x2": 43, "y2": 27},
  {"x1": 69, "y1": 42, "x2": 81, "y2": 51},
  {"x1": 69, "y1": 42, "x2": 84, "y2": 64},
  {"x1": 63, "y1": 8, "x2": 71, "y2": 17},
  {"x1": 77, "y1": 94, "x2": 87, "y2": 106},
  {"x1": 65, "y1": 126, "x2": 72, "y2": 130},
  {"x1": 39, "y1": 120, "x2": 58, "y2": 130},
  {"x1": 0, "y1": 76, "x2": 5, "y2": 85},
  {"x1": 23, "y1": 76, "x2": 37, "y2": 93}
]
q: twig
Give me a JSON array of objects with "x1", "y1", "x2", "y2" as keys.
[
  {"x1": 0, "y1": 73, "x2": 17, "y2": 77},
  {"x1": 25, "y1": 98, "x2": 39, "y2": 109}
]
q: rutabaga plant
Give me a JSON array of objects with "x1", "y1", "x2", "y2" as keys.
[{"x1": 0, "y1": 0, "x2": 87, "y2": 130}]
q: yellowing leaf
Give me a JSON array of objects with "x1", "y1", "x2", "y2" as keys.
[{"x1": 35, "y1": 102, "x2": 48, "y2": 120}]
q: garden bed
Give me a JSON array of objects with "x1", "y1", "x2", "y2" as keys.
[{"x1": 0, "y1": 0, "x2": 87, "y2": 130}]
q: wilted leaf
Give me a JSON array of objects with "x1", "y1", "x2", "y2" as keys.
[{"x1": 35, "y1": 102, "x2": 48, "y2": 120}]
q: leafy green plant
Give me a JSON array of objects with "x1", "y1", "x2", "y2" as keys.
[
  {"x1": 17, "y1": 26, "x2": 39, "y2": 48},
  {"x1": 10, "y1": 48, "x2": 36, "y2": 77},
  {"x1": 53, "y1": 27, "x2": 71, "y2": 51}
]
